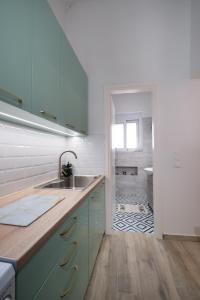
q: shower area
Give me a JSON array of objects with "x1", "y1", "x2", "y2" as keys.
[{"x1": 112, "y1": 92, "x2": 154, "y2": 233}]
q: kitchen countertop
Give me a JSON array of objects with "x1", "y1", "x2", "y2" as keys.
[{"x1": 0, "y1": 175, "x2": 105, "y2": 270}]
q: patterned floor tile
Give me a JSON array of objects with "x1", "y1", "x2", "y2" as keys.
[{"x1": 113, "y1": 203, "x2": 154, "y2": 234}]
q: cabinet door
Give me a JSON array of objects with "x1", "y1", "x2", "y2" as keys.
[
  {"x1": 60, "y1": 32, "x2": 88, "y2": 134},
  {"x1": 33, "y1": 200, "x2": 89, "y2": 300},
  {"x1": 88, "y1": 182, "x2": 105, "y2": 278},
  {"x1": 98, "y1": 182, "x2": 105, "y2": 246},
  {"x1": 32, "y1": 0, "x2": 61, "y2": 123},
  {"x1": 60, "y1": 33, "x2": 78, "y2": 131},
  {"x1": 89, "y1": 190, "x2": 100, "y2": 277},
  {"x1": 95, "y1": 184, "x2": 105, "y2": 254},
  {"x1": 0, "y1": 0, "x2": 32, "y2": 111},
  {"x1": 68, "y1": 199, "x2": 89, "y2": 300}
]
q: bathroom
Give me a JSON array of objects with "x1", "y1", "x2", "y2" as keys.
[{"x1": 112, "y1": 91, "x2": 154, "y2": 233}]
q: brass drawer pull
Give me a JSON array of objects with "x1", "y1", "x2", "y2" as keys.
[
  {"x1": 40, "y1": 110, "x2": 57, "y2": 120},
  {"x1": 60, "y1": 265, "x2": 79, "y2": 298},
  {"x1": 59, "y1": 216, "x2": 78, "y2": 238},
  {"x1": 59, "y1": 241, "x2": 79, "y2": 268},
  {"x1": 0, "y1": 87, "x2": 23, "y2": 104},
  {"x1": 65, "y1": 123, "x2": 75, "y2": 129}
]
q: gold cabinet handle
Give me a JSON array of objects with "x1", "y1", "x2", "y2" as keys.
[
  {"x1": 65, "y1": 123, "x2": 75, "y2": 129},
  {"x1": 40, "y1": 110, "x2": 57, "y2": 120},
  {"x1": 59, "y1": 241, "x2": 79, "y2": 268},
  {"x1": 0, "y1": 87, "x2": 23, "y2": 104},
  {"x1": 60, "y1": 265, "x2": 79, "y2": 298},
  {"x1": 59, "y1": 216, "x2": 78, "y2": 238}
]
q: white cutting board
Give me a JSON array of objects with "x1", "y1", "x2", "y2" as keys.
[{"x1": 0, "y1": 195, "x2": 64, "y2": 227}]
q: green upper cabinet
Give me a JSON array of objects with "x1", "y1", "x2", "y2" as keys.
[
  {"x1": 60, "y1": 33, "x2": 78, "y2": 131},
  {"x1": 0, "y1": 0, "x2": 32, "y2": 111},
  {"x1": 60, "y1": 32, "x2": 88, "y2": 134},
  {"x1": 31, "y1": 0, "x2": 61, "y2": 124},
  {"x1": 0, "y1": 0, "x2": 88, "y2": 134}
]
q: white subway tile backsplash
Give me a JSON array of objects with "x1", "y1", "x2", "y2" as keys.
[
  {"x1": 0, "y1": 120, "x2": 105, "y2": 197},
  {"x1": 64, "y1": 134, "x2": 105, "y2": 175},
  {"x1": 0, "y1": 120, "x2": 68, "y2": 196},
  {"x1": 0, "y1": 158, "x2": 16, "y2": 170}
]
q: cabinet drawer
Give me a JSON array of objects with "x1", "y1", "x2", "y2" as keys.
[
  {"x1": 34, "y1": 240, "x2": 88, "y2": 300},
  {"x1": 33, "y1": 206, "x2": 89, "y2": 300},
  {"x1": 16, "y1": 199, "x2": 88, "y2": 300},
  {"x1": 33, "y1": 256, "x2": 81, "y2": 300}
]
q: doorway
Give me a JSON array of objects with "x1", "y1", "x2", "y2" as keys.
[
  {"x1": 105, "y1": 84, "x2": 162, "y2": 238},
  {"x1": 112, "y1": 91, "x2": 153, "y2": 233}
]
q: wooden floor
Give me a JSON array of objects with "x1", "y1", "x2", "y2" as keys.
[{"x1": 85, "y1": 232, "x2": 200, "y2": 300}]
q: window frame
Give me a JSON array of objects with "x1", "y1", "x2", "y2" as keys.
[{"x1": 113, "y1": 113, "x2": 143, "y2": 152}]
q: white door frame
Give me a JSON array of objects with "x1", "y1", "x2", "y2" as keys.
[{"x1": 104, "y1": 84, "x2": 163, "y2": 238}]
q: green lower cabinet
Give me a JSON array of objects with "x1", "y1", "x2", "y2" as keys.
[
  {"x1": 97, "y1": 182, "x2": 105, "y2": 248},
  {"x1": 89, "y1": 182, "x2": 105, "y2": 277},
  {"x1": 33, "y1": 259, "x2": 80, "y2": 300},
  {"x1": 34, "y1": 229, "x2": 88, "y2": 300},
  {"x1": 16, "y1": 182, "x2": 105, "y2": 300}
]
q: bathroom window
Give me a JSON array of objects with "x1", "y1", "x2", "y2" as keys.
[
  {"x1": 126, "y1": 120, "x2": 138, "y2": 149},
  {"x1": 112, "y1": 119, "x2": 142, "y2": 151},
  {"x1": 112, "y1": 123, "x2": 124, "y2": 149}
]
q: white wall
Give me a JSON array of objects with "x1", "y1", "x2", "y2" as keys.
[
  {"x1": 50, "y1": 0, "x2": 192, "y2": 180},
  {"x1": 48, "y1": 0, "x2": 200, "y2": 236},
  {"x1": 64, "y1": 134, "x2": 105, "y2": 175},
  {"x1": 1, "y1": 1, "x2": 199, "y2": 236},
  {"x1": 157, "y1": 80, "x2": 200, "y2": 236},
  {"x1": 113, "y1": 92, "x2": 152, "y2": 117},
  {"x1": 61, "y1": 0, "x2": 191, "y2": 134},
  {"x1": 191, "y1": 0, "x2": 200, "y2": 78}
]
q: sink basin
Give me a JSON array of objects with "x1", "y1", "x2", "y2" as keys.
[
  {"x1": 144, "y1": 167, "x2": 153, "y2": 175},
  {"x1": 36, "y1": 175, "x2": 100, "y2": 191}
]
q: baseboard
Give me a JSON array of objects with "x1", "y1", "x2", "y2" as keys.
[{"x1": 163, "y1": 234, "x2": 200, "y2": 242}]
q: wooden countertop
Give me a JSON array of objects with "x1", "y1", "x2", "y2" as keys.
[{"x1": 0, "y1": 176, "x2": 105, "y2": 270}]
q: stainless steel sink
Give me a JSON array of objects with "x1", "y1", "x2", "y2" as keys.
[{"x1": 36, "y1": 175, "x2": 100, "y2": 191}]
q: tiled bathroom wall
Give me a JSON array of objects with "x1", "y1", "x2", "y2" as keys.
[
  {"x1": 115, "y1": 117, "x2": 152, "y2": 204},
  {"x1": 0, "y1": 120, "x2": 105, "y2": 197}
]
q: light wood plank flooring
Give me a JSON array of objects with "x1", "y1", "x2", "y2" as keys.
[{"x1": 85, "y1": 232, "x2": 200, "y2": 300}]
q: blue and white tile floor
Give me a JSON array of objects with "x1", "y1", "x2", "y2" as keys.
[{"x1": 113, "y1": 204, "x2": 154, "y2": 234}]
